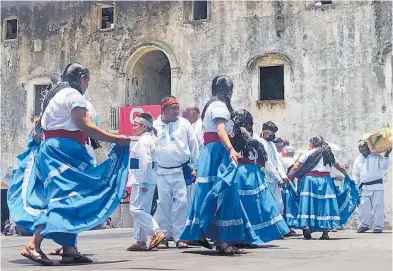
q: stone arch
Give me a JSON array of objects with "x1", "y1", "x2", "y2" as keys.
[
  {"x1": 246, "y1": 52, "x2": 294, "y2": 79},
  {"x1": 121, "y1": 41, "x2": 180, "y2": 106}
]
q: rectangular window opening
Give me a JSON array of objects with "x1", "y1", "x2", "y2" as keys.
[
  {"x1": 100, "y1": 6, "x2": 114, "y2": 29},
  {"x1": 193, "y1": 0, "x2": 208, "y2": 21},
  {"x1": 315, "y1": 1, "x2": 332, "y2": 6},
  {"x1": 5, "y1": 19, "x2": 18, "y2": 40},
  {"x1": 259, "y1": 66, "x2": 284, "y2": 101},
  {"x1": 34, "y1": 84, "x2": 52, "y2": 116}
]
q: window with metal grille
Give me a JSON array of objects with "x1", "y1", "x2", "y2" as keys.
[
  {"x1": 34, "y1": 84, "x2": 51, "y2": 116},
  {"x1": 110, "y1": 107, "x2": 120, "y2": 131},
  {"x1": 259, "y1": 66, "x2": 284, "y2": 101}
]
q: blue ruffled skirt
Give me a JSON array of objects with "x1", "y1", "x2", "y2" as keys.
[
  {"x1": 290, "y1": 176, "x2": 359, "y2": 232},
  {"x1": 282, "y1": 182, "x2": 299, "y2": 228},
  {"x1": 7, "y1": 137, "x2": 42, "y2": 233},
  {"x1": 236, "y1": 163, "x2": 289, "y2": 244},
  {"x1": 180, "y1": 142, "x2": 289, "y2": 243},
  {"x1": 180, "y1": 142, "x2": 239, "y2": 242},
  {"x1": 7, "y1": 137, "x2": 129, "y2": 243}
]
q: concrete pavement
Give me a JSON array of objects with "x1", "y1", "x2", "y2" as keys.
[{"x1": 1, "y1": 229, "x2": 391, "y2": 271}]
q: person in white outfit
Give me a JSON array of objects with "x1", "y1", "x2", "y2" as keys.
[
  {"x1": 182, "y1": 104, "x2": 203, "y2": 205},
  {"x1": 153, "y1": 96, "x2": 199, "y2": 249},
  {"x1": 127, "y1": 113, "x2": 165, "y2": 251},
  {"x1": 182, "y1": 104, "x2": 204, "y2": 151},
  {"x1": 352, "y1": 140, "x2": 391, "y2": 233},
  {"x1": 282, "y1": 146, "x2": 296, "y2": 173},
  {"x1": 255, "y1": 121, "x2": 289, "y2": 214}
]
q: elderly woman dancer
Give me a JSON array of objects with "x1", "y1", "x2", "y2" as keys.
[
  {"x1": 7, "y1": 63, "x2": 130, "y2": 265},
  {"x1": 287, "y1": 136, "x2": 358, "y2": 240}
]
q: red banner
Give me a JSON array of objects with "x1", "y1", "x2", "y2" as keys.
[{"x1": 119, "y1": 105, "x2": 161, "y2": 136}]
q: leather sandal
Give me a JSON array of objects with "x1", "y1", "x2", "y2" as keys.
[
  {"x1": 127, "y1": 242, "x2": 147, "y2": 251},
  {"x1": 49, "y1": 247, "x2": 63, "y2": 256},
  {"x1": 147, "y1": 232, "x2": 166, "y2": 250},
  {"x1": 176, "y1": 241, "x2": 189, "y2": 249},
  {"x1": 21, "y1": 246, "x2": 53, "y2": 266},
  {"x1": 60, "y1": 253, "x2": 93, "y2": 265}
]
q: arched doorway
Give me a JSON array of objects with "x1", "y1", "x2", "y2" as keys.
[{"x1": 125, "y1": 47, "x2": 174, "y2": 106}]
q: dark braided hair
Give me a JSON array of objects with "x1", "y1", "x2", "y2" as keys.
[
  {"x1": 41, "y1": 63, "x2": 90, "y2": 114},
  {"x1": 201, "y1": 76, "x2": 234, "y2": 120},
  {"x1": 310, "y1": 136, "x2": 336, "y2": 166},
  {"x1": 231, "y1": 109, "x2": 268, "y2": 167}
]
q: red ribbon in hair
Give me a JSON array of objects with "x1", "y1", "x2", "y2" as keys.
[{"x1": 161, "y1": 97, "x2": 179, "y2": 108}]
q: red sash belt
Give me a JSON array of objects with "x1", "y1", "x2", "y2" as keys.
[
  {"x1": 203, "y1": 132, "x2": 221, "y2": 145},
  {"x1": 304, "y1": 171, "x2": 330, "y2": 177},
  {"x1": 44, "y1": 130, "x2": 86, "y2": 145},
  {"x1": 238, "y1": 157, "x2": 255, "y2": 165}
]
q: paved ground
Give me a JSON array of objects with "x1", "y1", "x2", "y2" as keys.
[{"x1": 1, "y1": 229, "x2": 392, "y2": 271}]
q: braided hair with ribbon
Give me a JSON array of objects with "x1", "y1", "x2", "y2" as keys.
[{"x1": 231, "y1": 109, "x2": 268, "y2": 167}]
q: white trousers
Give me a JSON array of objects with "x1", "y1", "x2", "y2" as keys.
[
  {"x1": 154, "y1": 172, "x2": 190, "y2": 242},
  {"x1": 359, "y1": 190, "x2": 384, "y2": 230},
  {"x1": 267, "y1": 182, "x2": 284, "y2": 215},
  {"x1": 129, "y1": 184, "x2": 160, "y2": 242}
]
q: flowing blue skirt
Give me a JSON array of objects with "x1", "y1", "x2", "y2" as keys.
[
  {"x1": 180, "y1": 142, "x2": 242, "y2": 242},
  {"x1": 7, "y1": 137, "x2": 42, "y2": 233},
  {"x1": 7, "y1": 137, "x2": 129, "y2": 241},
  {"x1": 282, "y1": 182, "x2": 299, "y2": 228},
  {"x1": 292, "y1": 176, "x2": 359, "y2": 232},
  {"x1": 236, "y1": 164, "x2": 289, "y2": 244},
  {"x1": 180, "y1": 142, "x2": 288, "y2": 243}
]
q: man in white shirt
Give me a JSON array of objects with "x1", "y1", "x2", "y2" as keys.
[
  {"x1": 255, "y1": 121, "x2": 289, "y2": 214},
  {"x1": 352, "y1": 140, "x2": 391, "y2": 233},
  {"x1": 182, "y1": 104, "x2": 203, "y2": 151},
  {"x1": 182, "y1": 104, "x2": 203, "y2": 205},
  {"x1": 153, "y1": 96, "x2": 199, "y2": 249}
]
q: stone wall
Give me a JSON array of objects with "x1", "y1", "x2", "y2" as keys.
[{"x1": 1, "y1": 0, "x2": 391, "y2": 228}]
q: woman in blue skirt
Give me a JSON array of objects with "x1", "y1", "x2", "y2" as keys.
[
  {"x1": 287, "y1": 136, "x2": 358, "y2": 240},
  {"x1": 230, "y1": 110, "x2": 290, "y2": 245},
  {"x1": 7, "y1": 63, "x2": 131, "y2": 265},
  {"x1": 180, "y1": 76, "x2": 242, "y2": 254}
]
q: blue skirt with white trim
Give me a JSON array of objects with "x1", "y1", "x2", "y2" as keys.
[
  {"x1": 296, "y1": 176, "x2": 359, "y2": 232},
  {"x1": 180, "y1": 142, "x2": 244, "y2": 242},
  {"x1": 180, "y1": 142, "x2": 289, "y2": 243},
  {"x1": 7, "y1": 137, "x2": 129, "y2": 238},
  {"x1": 237, "y1": 163, "x2": 289, "y2": 244},
  {"x1": 7, "y1": 137, "x2": 42, "y2": 233},
  {"x1": 282, "y1": 182, "x2": 299, "y2": 228}
]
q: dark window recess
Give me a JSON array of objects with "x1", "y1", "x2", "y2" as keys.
[
  {"x1": 34, "y1": 84, "x2": 52, "y2": 115},
  {"x1": 6, "y1": 19, "x2": 17, "y2": 40},
  {"x1": 259, "y1": 66, "x2": 284, "y2": 101},
  {"x1": 315, "y1": 1, "x2": 332, "y2": 5},
  {"x1": 193, "y1": 0, "x2": 208, "y2": 20},
  {"x1": 101, "y1": 7, "x2": 114, "y2": 29}
]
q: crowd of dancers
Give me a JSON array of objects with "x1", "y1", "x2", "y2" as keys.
[{"x1": 6, "y1": 63, "x2": 390, "y2": 265}]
